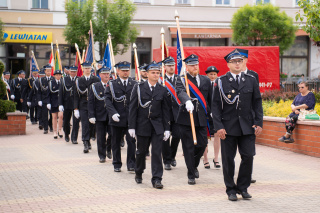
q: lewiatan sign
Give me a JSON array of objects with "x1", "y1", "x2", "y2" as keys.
[{"x1": 3, "y1": 31, "x2": 52, "y2": 44}]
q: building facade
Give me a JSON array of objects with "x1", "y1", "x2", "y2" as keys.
[{"x1": 1, "y1": 0, "x2": 319, "y2": 79}]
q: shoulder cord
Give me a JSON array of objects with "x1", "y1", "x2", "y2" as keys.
[
  {"x1": 28, "y1": 78, "x2": 32, "y2": 89},
  {"x1": 40, "y1": 78, "x2": 48, "y2": 91},
  {"x1": 49, "y1": 81, "x2": 59, "y2": 93},
  {"x1": 76, "y1": 78, "x2": 87, "y2": 95},
  {"x1": 137, "y1": 84, "x2": 151, "y2": 108},
  {"x1": 92, "y1": 84, "x2": 105, "y2": 101},
  {"x1": 218, "y1": 78, "x2": 239, "y2": 110},
  {"x1": 63, "y1": 77, "x2": 73, "y2": 92},
  {"x1": 109, "y1": 81, "x2": 126, "y2": 102},
  {"x1": 14, "y1": 79, "x2": 21, "y2": 89},
  {"x1": 33, "y1": 81, "x2": 39, "y2": 93}
]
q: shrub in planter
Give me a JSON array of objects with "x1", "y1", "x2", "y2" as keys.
[{"x1": 0, "y1": 61, "x2": 15, "y2": 119}]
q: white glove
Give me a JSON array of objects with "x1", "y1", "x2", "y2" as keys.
[
  {"x1": 47, "y1": 104, "x2": 51, "y2": 110},
  {"x1": 59, "y1": 105, "x2": 64, "y2": 112},
  {"x1": 185, "y1": 100, "x2": 194, "y2": 113},
  {"x1": 210, "y1": 113, "x2": 213, "y2": 118},
  {"x1": 38, "y1": 101, "x2": 42, "y2": 106},
  {"x1": 163, "y1": 131, "x2": 171, "y2": 141},
  {"x1": 27, "y1": 102, "x2": 31, "y2": 107},
  {"x1": 74, "y1": 109, "x2": 80, "y2": 119},
  {"x1": 11, "y1": 95, "x2": 15, "y2": 100},
  {"x1": 128, "y1": 129, "x2": 135, "y2": 138},
  {"x1": 89, "y1": 118, "x2": 96, "y2": 124},
  {"x1": 6, "y1": 85, "x2": 10, "y2": 90},
  {"x1": 112, "y1": 113, "x2": 120, "y2": 122}
]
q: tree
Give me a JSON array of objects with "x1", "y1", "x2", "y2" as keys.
[
  {"x1": 0, "y1": 18, "x2": 4, "y2": 44},
  {"x1": 95, "y1": 0, "x2": 138, "y2": 57},
  {"x1": 295, "y1": 0, "x2": 320, "y2": 46},
  {"x1": 63, "y1": 0, "x2": 94, "y2": 50},
  {"x1": 231, "y1": 4, "x2": 297, "y2": 54}
]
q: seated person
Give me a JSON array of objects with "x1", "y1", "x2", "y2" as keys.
[{"x1": 279, "y1": 82, "x2": 316, "y2": 143}]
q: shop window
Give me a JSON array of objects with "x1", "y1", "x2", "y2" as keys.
[
  {"x1": 256, "y1": 0, "x2": 270, "y2": 4},
  {"x1": 133, "y1": 0, "x2": 149, "y2": 3},
  {"x1": 32, "y1": 0, "x2": 48, "y2": 9},
  {"x1": 176, "y1": 0, "x2": 190, "y2": 4},
  {"x1": 216, "y1": 0, "x2": 230, "y2": 5},
  {"x1": 0, "y1": 0, "x2": 7, "y2": 7},
  {"x1": 131, "y1": 38, "x2": 151, "y2": 69}
]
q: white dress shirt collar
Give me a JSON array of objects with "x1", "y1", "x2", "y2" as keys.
[{"x1": 148, "y1": 81, "x2": 156, "y2": 91}]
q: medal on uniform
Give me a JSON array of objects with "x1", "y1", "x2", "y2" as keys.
[
  {"x1": 228, "y1": 94, "x2": 231, "y2": 98},
  {"x1": 242, "y1": 77, "x2": 245, "y2": 81},
  {"x1": 229, "y1": 78, "x2": 233, "y2": 81},
  {"x1": 232, "y1": 90, "x2": 235, "y2": 93}
]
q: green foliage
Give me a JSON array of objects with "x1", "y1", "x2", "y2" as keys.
[
  {"x1": 0, "y1": 18, "x2": 4, "y2": 44},
  {"x1": 63, "y1": 0, "x2": 94, "y2": 50},
  {"x1": 64, "y1": 0, "x2": 138, "y2": 57},
  {"x1": 0, "y1": 61, "x2": 15, "y2": 120},
  {"x1": 231, "y1": 4, "x2": 298, "y2": 54},
  {"x1": 295, "y1": 0, "x2": 320, "y2": 46}
]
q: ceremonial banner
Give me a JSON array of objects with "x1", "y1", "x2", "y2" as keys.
[
  {"x1": 86, "y1": 33, "x2": 93, "y2": 64},
  {"x1": 176, "y1": 31, "x2": 183, "y2": 76},
  {"x1": 103, "y1": 41, "x2": 112, "y2": 70}
]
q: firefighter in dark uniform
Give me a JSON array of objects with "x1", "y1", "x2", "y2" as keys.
[
  {"x1": 161, "y1": 56, "x2": 181, "y2": 170},
  {"x1": 59, "y1": 65, "x2": 80, "y2": 144},
  {"x1": 128, "y1": 61, "x2": 170, "y2": 189},
  {"x1": 74, "y1": 61, "x2": 100, "y2": 153},
  {"x1": 29, "y1": 69, "x2": 45, "y2": 130},
  {"x1": 20, "y1": 71, "x2": 29, "y2": 114},
  {"x1": 139, "y1": 63, "x2": 148, "y2": 82},
  {"x1": 175, "y1": 54, "x2": 212, "y2": 185},
  {"x1": 37, "y1": 65, "x2": 54, "y2": 134},
  {"x1": 211, "y1": 49, "x2": 263, "y2": 201},
  {"x1": 105, "y1": 61, "x2": 136, "y2": 172},
  {"x1": 2, "y1": 71, "x2": 11, "y2": 100},
  {"x1": 10, "y1": 70, "x2": 26, "y2": 112},
  {"x1": 25, "y1": 67, "x2": 39, "y2": 124},
  {"x1": 88, "y1": 66, "x2": 112, "y2": 163}
]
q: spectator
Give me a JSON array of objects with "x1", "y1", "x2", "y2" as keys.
[
  {"x1": 278, "y1": 82, "x2": 316, "y2": 143},
  {"x1": 297, "y1": 74, "x2": 305, "y2": 84}
]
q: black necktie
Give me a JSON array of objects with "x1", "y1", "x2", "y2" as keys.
[
  {"x1": 151, "y1": 86, "x2": 155, "y2": 95},
  {"x1": 236, "y1": 75, "x2": 240, "y2": 86},
  {"x1": 211, "y1": 82, "x2": 214, "y2": 89},
  {"x1": 103, "y1": 83, "x2": 106, "y2": 89},
  {"x1": 123, "y1": 81, "x2": 127, "y2": 89}
]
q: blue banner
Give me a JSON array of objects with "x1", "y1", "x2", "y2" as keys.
[
  {"x1": 176, "y1": 30, "x2": 182, "y2": 76},
  {"x1": 103, "y1": 42, "x2": 112, "y2": 70},
  {"x1": 86, "y1": 34, "x2": 93, "y2": 64}
]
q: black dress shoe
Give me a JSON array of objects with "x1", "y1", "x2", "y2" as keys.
[
  {"x1": 91, "y1": 137, "x2": 96, "y2": 141},
  {"x1": 54, "y1": 136, "x2": 58, "y2": 139},
  {"x1": 114, "y1": 168, "x2": 121, "y2": 172},
  {"x1": 39, "y1": 125, "x2": 43, "y2": 130},
  {"x1": 251, "y1": 179, "x2": 256, "y2": 183},
  {"x1": 83, "y1": 141, "x2": 89, "y2": 153},
  {"x1": 127, "y1": 168, "x2": 135, "y2": 172},
  {"x1": 88, "y1": 141, "x2": 92, "y2": 150},
  {"x1": 228, "y1": 194, "x2": 238, "y2": 201},
  {"x1": 120, "y1": 139, "x2": 125, "y2": 147},
  {"x1": 164, "y1": 164, "x2": 171, "y2": 170},
  {"x1": 50, "y1": 128, "x2": 53, "y2": 132},
  {"x1": 194, "y1": 168, "x2": 199, "y2": 179},
  {"x1": 188, "y1": 179, "x2": 196, "y2": 185},
  {"x1": 153, "y1": 181, "x2": 163, "y2": 189},
  {"x1": 135, "y1": 174, "x2": 142, "y2": 184},
  {"x1": 72, "y1": 140, "x2": 78, "y2": 144},
  {"x1": 171, "y1": 159, "x2": 177, "y2": 167},
  {"x1": 44, "y1": 130, "x2": 48, "y2": 134},
  {"x1": 65, "y1": 135, "x2": 70, "y2": 142},
  {"x1": 238, "y1": 191, "x2": 252, "y2": 199},
  {"x1": 106, "y1": 151, "x2": 112, "y2": 159},
  {"x1": 99, "y1": 158, "x2": 106, "y2": 163}
]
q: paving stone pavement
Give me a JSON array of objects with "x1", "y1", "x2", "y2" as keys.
[{"x1": 1, "y1": 122, "x2": 320, "y2": 213}]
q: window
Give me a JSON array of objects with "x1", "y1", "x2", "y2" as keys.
[
  {"x1": 216, "y1": 0, "x2": 230, "y2": 5},
  {"x1": 72, "y1": 0, "x2": 86, "y2": 6},
  {"x1": 256, "y1": 0, "x2": 270, "y2": 4},
  {"x1": 32, "y1": 0, "x2": 48, "y2": 9},
  {"x1": 176, "y1": 0, "x2": 190, "y2": 4},
  {"x1": 0, "y1": 0, "x2": 7, "y2": 7},
  {"x1": 133, "y1": 0, "x2": 150, "y2": 3}
]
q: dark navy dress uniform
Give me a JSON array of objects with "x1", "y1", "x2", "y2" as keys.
[
  {"x1": 175, "y1": 54, "x2": 212, "y2": 182},
  {"x1": 2, "y1": 72, "x2": 11, "y2": 100},
  {"x1": 48, "y1": 78, "x2": 61, "y2": 113},
  {"x1": 128, "y1": 76, "x2": 170, "y2": 186},
  {"x1": 58, "y1": 66, "x2": 80, "y2": 143},
  {"x1": 105, "y1": 62, "x2": 136, "y2": 171},
  {"x1": 74, "y1": 68, "x2": 100, "y2": 152},
  {"x1": 20, "y1": 74, "x2": 29, "y2": 113},
  {"x1": 88, "y1": 67, "x2": 111, "y2": 161},
  {"x1": 211, "y1": 50, "x2": 263, "y2": 197},
  {"x1": 37, "y1": 69, "x2": 54, "y2": 132},
  {"x1": 10, "y1": 70, "x2": 25, "y2": 112},
  {"x1": 25, "y1": 76, "x2": 39, "y2": 123}
]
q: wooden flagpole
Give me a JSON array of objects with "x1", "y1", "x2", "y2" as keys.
[
  {"x1": 90, "y1": 20, "x2": 96, "y2": 75},
  {"x1": 75, "y1": 43, "x2": 83, "y2": 70},
  {"x1": 132, "y1": 43, "x2": 140, "y2": 82},
  {"x1": 175, "y1": 10, "x2": 197, "y2": 145},
  {"x1": 56, "y1": 40, "x2": 62, "y2": 71},
  {"x1": 160, "y1": 27, "x2": 165, "y2": 86},
  {"x1": 108, "y1": 31, "x2": 117, "y2": 79}
]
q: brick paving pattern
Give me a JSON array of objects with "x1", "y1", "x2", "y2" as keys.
[{"x1": 1, "y1": 122, "x2": 320, "y2": 212}]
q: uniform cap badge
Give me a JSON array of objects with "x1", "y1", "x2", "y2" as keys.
[
  {"x1": 228, "y1": 94, "x2": 231, "y2": 98},
  {"x1": 232, "y1": 90, "x2": 235, "y2": 93}
]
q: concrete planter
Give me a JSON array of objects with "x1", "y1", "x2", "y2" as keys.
[
  {"x1": 257, "y1": 116, "x2": 320, "y2": 158},
  {"x1": 0, "y1": 111, "x2": 27, "y2": 136}
]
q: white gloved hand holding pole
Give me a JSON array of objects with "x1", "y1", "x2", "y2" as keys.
[
  {"x1": 11, "y1": 95, "x2": 15, "y2": 100},
  {"x1": 38, "y1": 101, "x2": 42, "y2": 106},
  {"x1": 74, "y1": 109, "x2": 80, "y2": 119},
  {"x1": 27, "y1": 102, "x2": 31, "y2": 107},
  {"x1": 59, "y1": 105, "x2": 64, "y2": 112},
  {"x1": 163, "y1": 131, "x2": 171, "y2": 141},
  {"x1": 112, "y1": 113, "x2": 120, "y2": 122},
  {"x1": 128, "y1": 129, "x2": 135, "y2": 138},
  {"x1": 89, "y1": 118, "x2": 96, "y2": 124},
  {"x1": 185, "y1": 100, "x2": 194, "y2": 113},
  {"x1": 47, "y1": 104, "x2": 51, "y2": 110}
]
